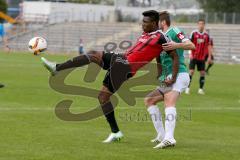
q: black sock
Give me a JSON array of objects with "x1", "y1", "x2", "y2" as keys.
[
  {"x1": 199, "y1": 76, "x2": 205, "y2": 89},
  {"x1": 56, "y1": 55, "x2": 90, "y2": 71},
  {"x1": 188, "y1": 75, "x2": 193, "y2": 87},
  {"x1": 101, "y1": 101, "x2": 119, "y2": 133},
  {"x1": 206, "y1": 63, "x2": 213, "y2": 72}
]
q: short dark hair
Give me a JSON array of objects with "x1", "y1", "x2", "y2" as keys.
[
  {"x1": 159, "y1": 11, "x2": 171, "y2": 26},
  {"x1": 198, "y1": 19, "x2": 205, "y2": 23},
  {"x1": 142, "y1": 10, "x2": 159, "y2": 25}
]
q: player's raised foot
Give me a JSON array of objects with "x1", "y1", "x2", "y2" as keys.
[
  {"x1": 41, "y1": 57, "x2": 57, "y2": 76},
  {"x1": 185, "y1": 88, "x2": 190, "y2": 94},
  {"x1": 150, "y1": 134, "x2": 164, "y2": 143},
  {"x1": 102, "y1": 131, "x2": 123, "y2": 143},
  {"x1": 153, "y1": 139, "x2": 176, "y2": 149},
  {"x1": 198, "y1": 89, "x2": 205, "y2": 95}
]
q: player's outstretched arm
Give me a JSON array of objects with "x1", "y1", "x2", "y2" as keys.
[
  {"x1": 178, "y1": 40, "x2": 195, "y2": 50},
  {"x1": 162, "y1": 40, "x2": 195, "y2": 51}
]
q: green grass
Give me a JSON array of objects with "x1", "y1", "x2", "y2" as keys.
[{"x1": 0, "y1": 52, "x2": 240, "y2": 160}]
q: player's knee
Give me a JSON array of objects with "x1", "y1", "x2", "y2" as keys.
[
  {"x1": 144, "y1": 97, "x2": 155, "y2": 107},
  {"x1": 189, "y1": 70, "x2": 194, "y2": 75},
  {"x1": 200, "y1": 71, "x2": 205, "y2": 76},
  {"x1": 98, "y1": 92, "x2": 110, "y2": 104},
  {"x1": 86, "y1": 50, "x2": 103, "y2": 64}
]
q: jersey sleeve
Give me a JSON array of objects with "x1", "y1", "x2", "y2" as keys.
[
  {"x1": 158, "y1": 32, "x2": 170, "y2": 45},
  {"x1": 172, "y1": 27, "x2": 189, "y2": 42},
  {"x1": 207, "y1": 34, "x2": 211, "y2": 45},
  {"x1": 189, "y1": 31, "x2": 195, "y2": 42},
  {"x1": 158, "y1": 32, "x2": 174, "y2": 54}
]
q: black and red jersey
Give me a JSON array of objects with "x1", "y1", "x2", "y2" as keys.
[
  {"x1": 190, "y1": 30, "x2": 211, "y2": 61},
  {"x1": 124, "y1": 30, "x2": 169, "y2": 75}
]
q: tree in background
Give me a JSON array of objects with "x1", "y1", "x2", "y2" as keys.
[
  {"x1": 0, "y1": 0, "x2": 7, "y2": 13},
  {"x1": 197, "y1": 0, "x2": 240, "y2": 12},
  {"x1": 0, "y1": 0, "x2": 8, "y2": 23}
]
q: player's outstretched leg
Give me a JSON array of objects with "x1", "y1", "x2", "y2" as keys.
[
  {"x1": 99, "y1": 86, "x2": 123, "y2": 143},
  {"x1": 144, "y1": 90, "x2": 165, "y2": 143},
  {"x1": 41, "y1": 51, "x2": 123, "y2": 143},
  {"x1": 41, "y1": 50, "x2": 103, "y2": 76}
]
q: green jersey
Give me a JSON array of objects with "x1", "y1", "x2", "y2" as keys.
[{"x1": 159, "y1": 27, "x2": 188, "y2": 82}]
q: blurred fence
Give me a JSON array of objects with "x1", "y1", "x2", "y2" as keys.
[
  {"x1": 21, "y1": 11, "x2": 240, "y2": 24},
  {"x1": 2, "y1": 22, "x2": 240, "y2": 64}
]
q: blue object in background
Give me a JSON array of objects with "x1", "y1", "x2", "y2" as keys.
[{"x1": 0, "y1": 23, "x2": 5, "y2": 38}]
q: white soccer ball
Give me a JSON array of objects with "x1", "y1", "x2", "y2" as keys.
[{"x1": 28, "y1": 37, "x2": 47, "y2": 55}]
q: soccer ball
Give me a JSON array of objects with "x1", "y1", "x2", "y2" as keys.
[{"x1": 28, "y1": 37, "x2": 47, "y2": 55}]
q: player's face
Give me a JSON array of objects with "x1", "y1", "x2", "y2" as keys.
[
  {"x1": 198, "y1": 21, "x2": 205, "y2": 32},
  {"x1": 158, "y1": 20, "x2": 164, "y2": 29},
  {"x1": 142, "y1": 16, "x2": 155, "y2": 33}
]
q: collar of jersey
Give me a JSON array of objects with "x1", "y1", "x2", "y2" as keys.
[
  {"x1": 165, "y1": 26, "x2": 173, "y2": 34},
  {"x1": 195, "y1": 29, "x2": 207, "y2": 35}
]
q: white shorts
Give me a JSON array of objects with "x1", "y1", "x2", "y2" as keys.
[{"x1": 157, "y1": 72, "x2": 190, "y2": 94}]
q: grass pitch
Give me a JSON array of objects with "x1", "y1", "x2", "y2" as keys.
[{"x1": 0, "y1": 52, "x2": 239, "y2": 160}]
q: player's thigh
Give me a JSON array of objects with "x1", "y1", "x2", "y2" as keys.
[
  {"x1": 164, "y1": 91, "x2": 180, "y2": 107},
  {"x1": 87, "y1": 50, "x2": 104, "y2": 66},
  {"x1": 144, "y1": 89, "x2": 164, "y2": 106},
  {"x1": 197, "y1": 60, "x2": 205, "y2": 72},
  {"x1": 172, "y1": 73, "x2": 190, "y2": 93},
  {"x1": 189, "y1": 59, "x2": 196, "y2": 71}
]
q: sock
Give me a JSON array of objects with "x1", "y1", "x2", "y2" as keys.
[
  {"x1": 199, "y1": 76, "x2": 205, "y2": 89},
  {"x1": 206, "y1": 63, "x2": 213, "y2": 72},
  {"x1": 188, "y1": 75, "x2": 192, "y2": 87},
  {"x1": 147, "y1": 105, "x2": 165, "y2": 139},
  {"x1": 56, "y1": 54, "x2": 90, "y2": 71},
  {"x1": 101, "y1": 101, "x2": 119, "y2": 133},
  {"x1": 164, "y1": 107, "x2": 176, "y2": 140}
]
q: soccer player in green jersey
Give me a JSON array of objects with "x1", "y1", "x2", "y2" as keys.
[{"x1": 144, "y1": 11, "x2": 195, "y2": 149}]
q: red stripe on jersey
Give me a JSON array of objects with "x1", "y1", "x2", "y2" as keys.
[
  {"x1": 125, "y1": 31, "x2": 164, "y2": 75},
  {"x1": 191, "y1": 31, "x2": 210, "y2": 60}
]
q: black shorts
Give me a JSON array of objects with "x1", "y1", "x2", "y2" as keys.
[
  {"x1": 102, "y1": 52, "x2": 132, "y2": 93},
  {"x1": 189, "y1": 59, "x2": 205, "y2": 71},
  {"x1": 205, "y1": 54, "x2": 214, "y2": 62}
]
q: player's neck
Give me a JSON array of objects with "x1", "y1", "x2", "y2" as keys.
[
  {"x1": 162, "y1": 26, "x2": 169, "y2": 33},
  {"x1": 147, "y1": 28, "x2": 159, "y2": 33}
]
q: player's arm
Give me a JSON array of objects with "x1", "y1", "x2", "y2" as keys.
[
  {"x1": 207, "y1": 40, "x2": 213, "y2": 63},
  {"x1": 156, "y1": 56, "x2": 162, "y2": 79},
  {"x1": 163, "y1": 29, "x2": 195, "y2": 51},
  {"x1": 165, "y1": 50, "x2": 179, "y2": 86},
  {"x1": 163, "y1": 40, "x2": 195, "y2": 51}
]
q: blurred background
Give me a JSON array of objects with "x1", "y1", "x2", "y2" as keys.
[{"x1": 0, "y1": 0, "x2": 240, "y2": 63}]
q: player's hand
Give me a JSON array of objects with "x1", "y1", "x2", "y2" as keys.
[
  {"x1": 207, "y1": 57, "x2": 212, "y2": 64},
  {"x1": 164, "y1": 78, "x2": 176, "y2": 86},
  {"x1": 162, "y1": 41, "x2": 178, "y2": 51}
]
